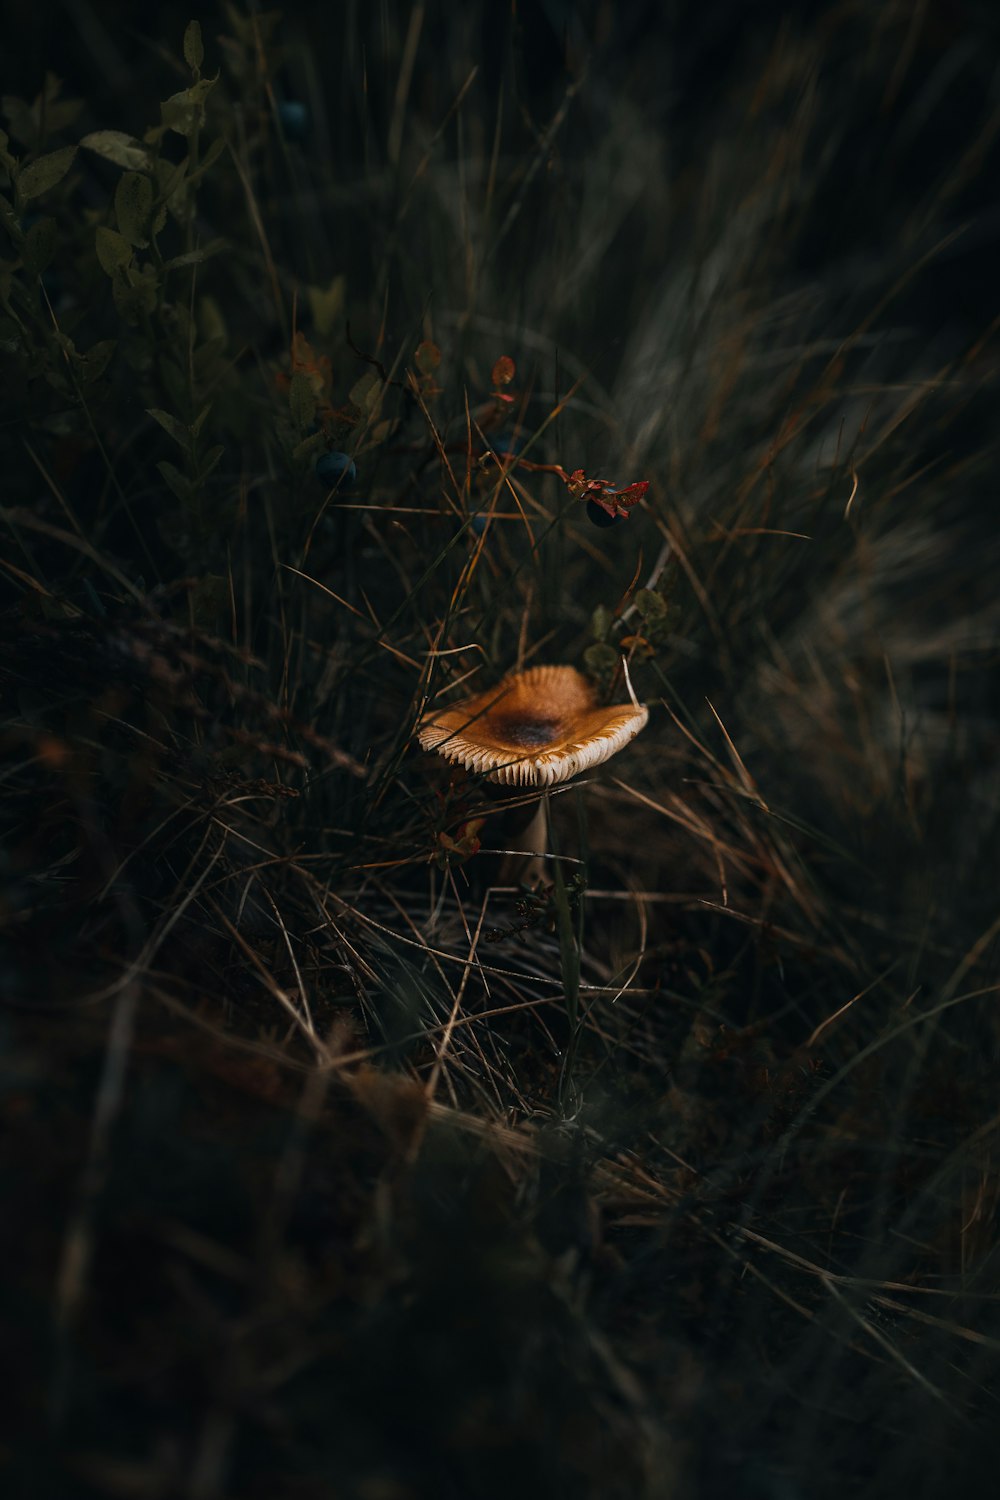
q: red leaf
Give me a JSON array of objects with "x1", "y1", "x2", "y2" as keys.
[
  {"x1": 491, "y1": 355, "x2": 515, "y2": 387},
  {"x1": 615, "y1": 480, "x2": 650, "y2": 510}
]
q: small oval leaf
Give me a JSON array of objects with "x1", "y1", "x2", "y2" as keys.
[
  {"x1": 147, "y1": 407, "x2": 190, "y2": 450},
  {"x1": 157, "y1": 458, "x2": 193, "y2": 504},
  {"x1": 22, "y1": 216, "x2": 55, "y2": 277},
  {"x1": 95, "y1": 224, "x2": 132, "y2": 276},
  {"x1": 80, "y1": 130, "x2": 151, "y2": 171},
  {"x1": 16, "y1": 145, "x2": 77, "y2": 201},
  {"x1": 115, "y1": 171, "x2": 153, "y2": 247},
  {"x1": 183, "y1": 20, "x2": 204, "y2": 75}
]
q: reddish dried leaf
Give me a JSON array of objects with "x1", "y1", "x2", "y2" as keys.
[
  {"x1": 289, "y1": 331, "x2": 332, "y2": 394},
  {"x1": 415, "y1": 340, "x2": 441, "y2": 374},
  {"x1": 435, "y1": 825, "x2": 482, "y2": 866},
  {"x1": 615, "y1": 480, "x2": 650, "y2": 510},
  {"x1": 290, "y1": 331, "x2": 315, "y2": 369},
  {"x1": 619, "y1": 633, "x2": 654, "y2": 656},
  {"x1": 491, "y1": 355, "x2": 515, "y2": 387}
]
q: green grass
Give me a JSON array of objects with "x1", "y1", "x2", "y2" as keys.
[{"x1": 2, "y1": 3, "x2": 999, "y2": 1496}]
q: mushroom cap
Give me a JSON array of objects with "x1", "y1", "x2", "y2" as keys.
[{"x1": 417, "y1": 665, "x2": 649, "y2": 787}]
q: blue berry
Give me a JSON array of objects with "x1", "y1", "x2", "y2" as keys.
[
  {"x1": 277, "y1": 100, "x2": 309, "y2": 141},
  {"x1": 315, "y1": 451, "x2": 356, "y2": 486},
  {"x1": 586, "y1": 497, "x2": 623, "y2": 528},
  {"x1": 492, "y1": 433, "x2": 524, "y2": 456},
  {"x1": 470, "y1": 512, "x2": 489, "y2": 535}
]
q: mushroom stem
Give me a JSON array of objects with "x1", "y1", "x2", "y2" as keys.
[{"x1": 497, "y1": 798, "x2": 549, "y2": 887}]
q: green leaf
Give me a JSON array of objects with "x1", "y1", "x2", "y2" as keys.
[
  {"x1": 13, "y1": 75, "x2": 82, "y2": 143},
  {"x1": 147, "y1": 407, "x2": 190, "y2": 450},
  {"x1": 158, "y1": 354, "x2": 189, "y2": 415},
  {"x1": 292, "y1": 430, "x2": 326, "y2": 464},
  {"x1": 591, "y1": 604, "x2": 613, "y2": 642},
  {"x1": 349, "y1": 371, "x2": 381, "y2": 414},
  {"x1": 289, "y1": 370, "x2": 317, "y2": 432},
  {"x1": 111, "y1": 271, "x2": 137, "y2": 323},
  {"x1": 185, "y1": 134, "x2": 227, "y2": 188},
  {"x1": 583, "y1": 642, "x2": 618, "y2": 678},
  {"x1": 15, "y1": 145, "x2": 76, "y2": 201},
  {"x1": 80, "y1": 130, "x2": 151, "y2": 171},
  {"x1": 157, "y1": 459, "x2": 193, "y2": 504},
  {"x1": 183, "y1": 21, "x2": 204, "y2": 76},
  {"x1": 198, "y1": 295, "x2": 226, "y2": 345},
  {"x1": 635, "y1": 588, "x2": 668, "y2": 621},
  {"x1": 130, "y1": 264, "x2": 159, "y2": 313},
  {"x1": 0, "y1": 195, "x2": 21, "y2": 248},
  {"x1": 154, "y1": 154, "x2": 190, "y2": 223},
  {"x1": 308, "y1": 274, "x2": 345, "y2": 337},
  {"x1": 22, "y1": 216, "x2": 55, "y2": 277},
  {"x1": 161, "y1": 76, "x2": 217, "y2": 138},
  {"x1": 79, "y1": 339, "x2": 117, "y2": 383},
  {"x1": 198, "y1": 444, "x2": 225, "y2": 481},
  {"x1": 162, "y1": 238, "x2": 226, "y2": 270},
  {"x1": 0, "y1": 129, "x2": 17, "y2": 175},
  {"x1": 95, "y1": 224, "x2": 133, "y2": 276},
  {"x1": 190, "y1": 403, "x2": 212, "y2": 439},
  {"x1": 115, "y1": 172, "x2": 153, "y2": 248}
]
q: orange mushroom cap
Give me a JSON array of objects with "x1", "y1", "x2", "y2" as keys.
[{"x1": 417, "y1": 665, "x2": 649, "y2": 787}]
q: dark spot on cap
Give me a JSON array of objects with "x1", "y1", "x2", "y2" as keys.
[{"x1": 493, "y1": 715, "x2": 561, "y2": 748}]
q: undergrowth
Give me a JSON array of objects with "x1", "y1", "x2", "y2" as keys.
[{"x1": 2, "y1": 2, "x2": 999, "y2": 1496}]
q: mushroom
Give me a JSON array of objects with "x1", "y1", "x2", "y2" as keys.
[{"x1": 418, "y1": 664, "x2": 649, "y2": 882}]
